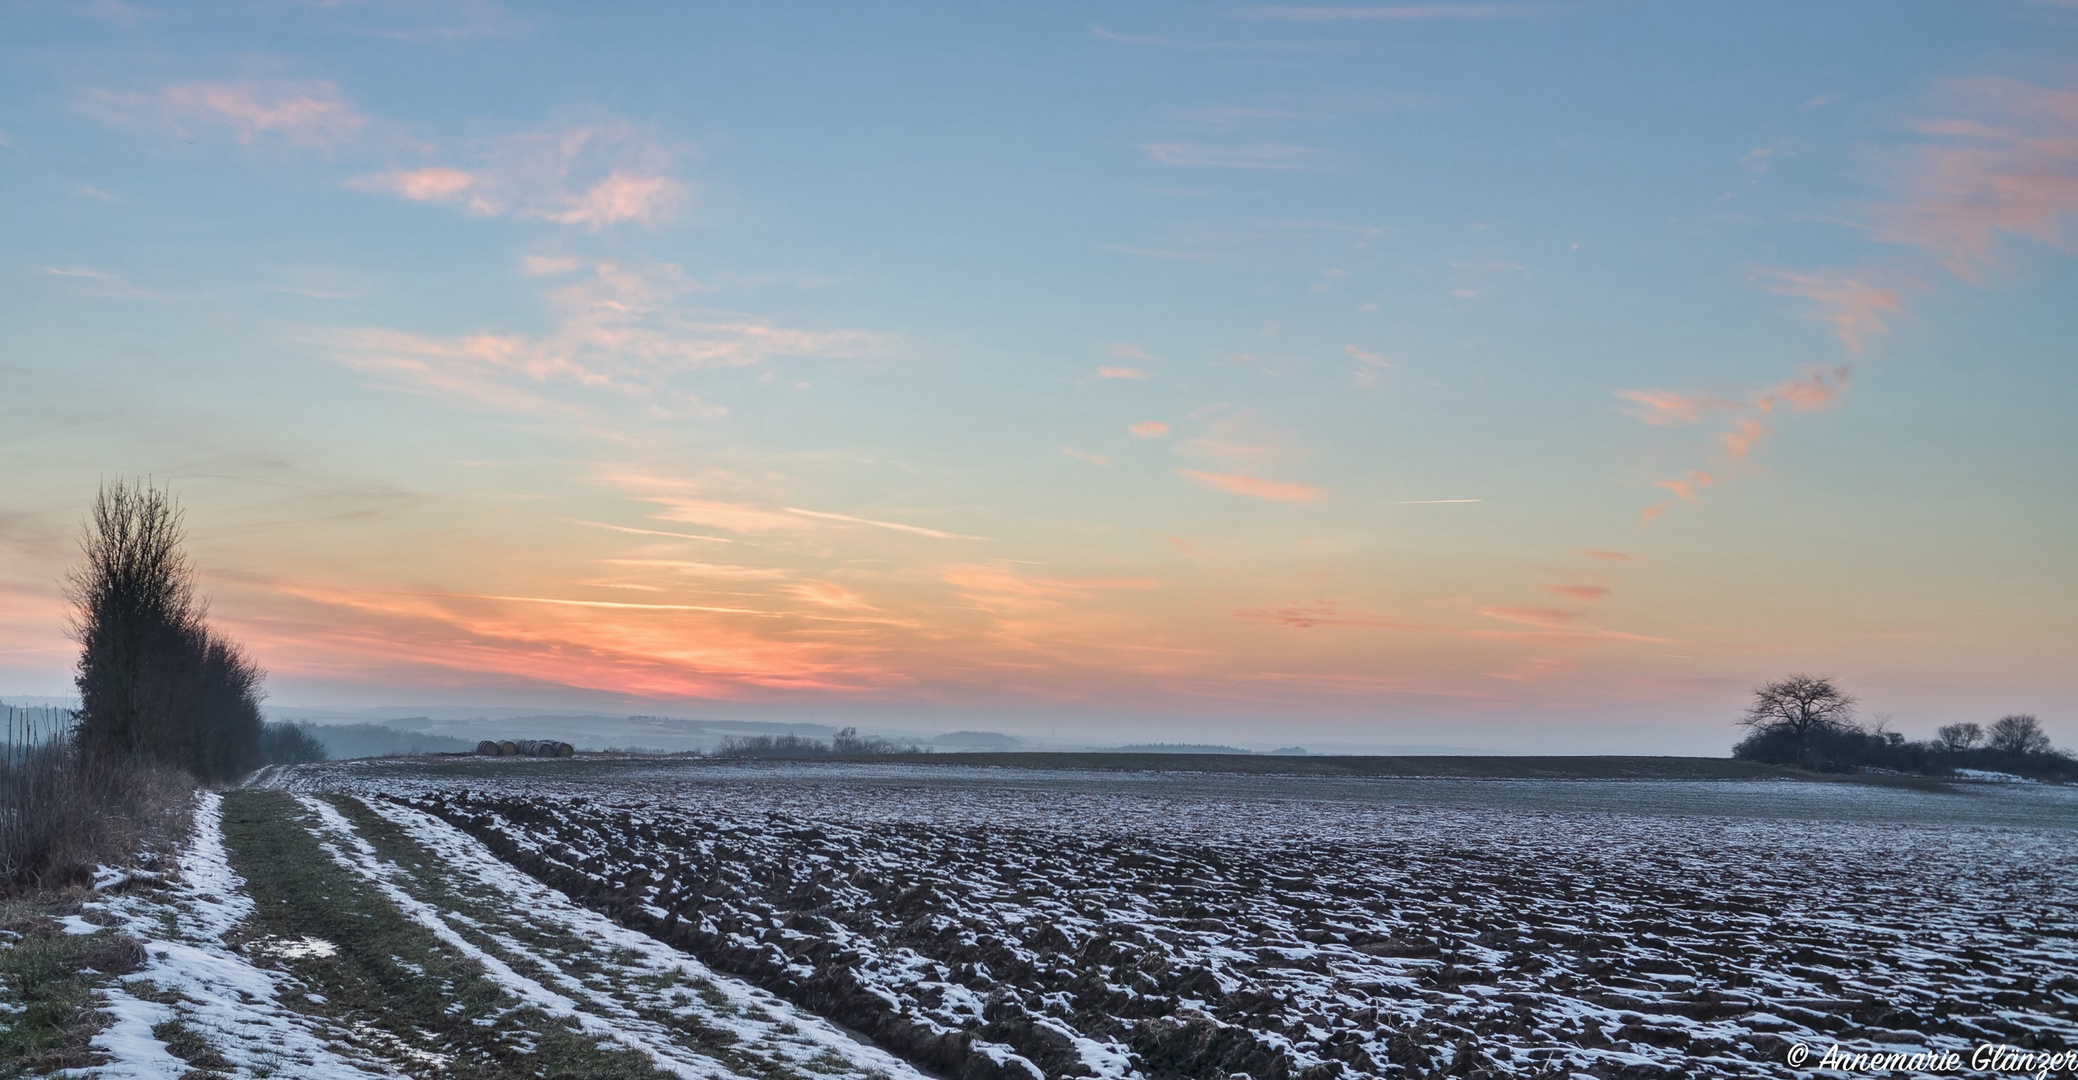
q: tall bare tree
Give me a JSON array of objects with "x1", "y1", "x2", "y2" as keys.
[
  {"x1": 66, "y1": 479, "x2": 264, "y2": 782},
  {"x1": 1738, "y1": 674, "x2": 1857, "y2": 738},
  {"x1": 1987, "y1": 714, "x2": 2051, "y2": 756}
]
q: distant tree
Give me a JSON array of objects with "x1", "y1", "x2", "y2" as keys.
[
  {"x1": 1738, "y1": 674, "x2": 1857, "y2": 739},
  {"x1": 259, "y1": 721, "x2": 329, "y2": 765},
  {"x1": 67, "y1": 479, "x2": 264, "y2": 783},
  {"x1": 1935, "y1": 722, "x2": 1984, "y2": 753},
  {"x1": 1986, "y1": 714, "x2": 2052, "y2": 756}
]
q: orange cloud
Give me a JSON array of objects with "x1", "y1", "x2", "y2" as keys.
[
  {"x1": 1485, "y1": 657, "x2": 1580, "y2": 682},
  {"x1": 1542, "y1": 584, "x2": 1609, "y2": 601},
  {"x1": 1234, "y1": 602, "x2": 1405, "y2": 628},
  {"x1": 942, "y1": 565, "x2": 1160, "y2": 599},
  {"x1": 1653, "y1": 470, "x2": 1716, "y2": 503},
  {"x1": 1752, "y1": 267, "x2": 1906, "y2": 352},
  {"x1": 1579, "y1": 549, "x2": 1632, "y2": 562},
  {"x1": 1130, "y1": 420, "x2": 1170, "y2": 438},
  {"x1": 1616, "y1": 389, "x2": 1739, "y2": 426},
  {"x1": 1179, "y1": 470, "x2": 1324, "y2": 501},
  {"x1": 1479, "y1": 605, "x2": 1579, "y2": 627},
  {"x1": 788, "y1": 582, "x2": 875, "y2": 610},
  {"x1": 1876, "y1": 77, "x2": 2078, "y2": 278}
]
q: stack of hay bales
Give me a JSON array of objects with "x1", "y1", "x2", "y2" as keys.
[{"x1": 473, "y1": 739, "x2": 575, "y2": 757}]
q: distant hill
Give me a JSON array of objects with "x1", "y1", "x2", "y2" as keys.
[
  {"x1": 1112, "y1": 742, "x2": 1251, "y2": 755},
  {"x1": 933, "y1": 731, "x2": 1021, "y2": 750},
  {"x1": 296, "y1": 723, "x2": 477, "y2": 759}
]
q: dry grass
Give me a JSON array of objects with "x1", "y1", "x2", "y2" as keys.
[{"x1": 0, "y1": 745, "x2": 191, "y2": 894}]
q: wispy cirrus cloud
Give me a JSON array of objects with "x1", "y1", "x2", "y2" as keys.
[
  {"x1": 83, "y1": 80, "x2": 367, "y2": 149},
  {"x1": 1485, "y1": 656, "x2": 1579, "y2": 682},
  {"x1": 1099, "y1": 366, "x2": 1152, "y2": 379},
  {"x1": 1180, "y1": 470, "x2": 1324, "y2": 501},
  {"x1": 332, "y1": 261, "x2": 894, "y2": 410},
  {"x1": 1626, "y1": 366, "x2": 1850, "y2": 524},
  {"x1": 351, "y1": 119, "x2": 686, "y2": 230},
  {"x1": 1130, "y1": 420, "x2": 1171, "y2": 438},
  {"x1": 1542, "y1": 584, "x2": 1609, "y2": 601},
  {"x1": 1751, "y1": 266, "x2": 1908, "y2": 352},
  {"x1": 1234, "y1": 601, "x2": 1405, "y2": 628},
  {"x1": 1875, "y1": 77, "x2": 2078, "y2": 278}
]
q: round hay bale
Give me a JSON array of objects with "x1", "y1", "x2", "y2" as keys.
[
  {"x1": 498, "y1": 740, "x2": 518, "y2": 756},
  {"x1": 476, "y1": 740, "x2": 500, "y2": 756}
]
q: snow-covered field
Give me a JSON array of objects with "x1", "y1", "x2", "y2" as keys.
[
  {"x1": 52, "y1": 786, "x2": 926, "y2": 1080},
  {"x1": 274, "y1": 759, "x2": 2078, "y2": 1079}
]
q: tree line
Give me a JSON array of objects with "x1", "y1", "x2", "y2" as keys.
[{"x1": 1731, "y1": 673, "x2": 2071, "y2": 780}]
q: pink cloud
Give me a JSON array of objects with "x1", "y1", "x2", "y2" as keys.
[
  {"x1": 332, "y1": 261, "x2": 897, "y2": 409},
  {"x1": 942, "y1": 565, "x2": 1161, "y2": 599},
  {"x1": 1755, "y1": 365, "x2": 1851, "y2": 414},
  {"x1": 1653, "y1": 469, "x2": 1716, "y2": 503},
  {"x1": 538, "y1": 171, "x2": 683, "y2": 231},
  {"x1": 1752, "y1": 267, "x2": 1906, "y2": 352},
  {"x1": 1625, "y1": 366, "x2": 1851, "y2": 523},
  {"x1": 1063, "y1": 448, "x2": 1111, "y2": 465},
  {"x1": 1542, "y1": 584, "x2": 1610, "y2": 601},
  {"x1": 158, "y1": 81, "x2": 365, "y2": 147},
  {"x1": 351, "y1": 166, "x2": 477, "y2": 204},
  {"x1": 1180, "y1": 470, "x2": 1324, "y2": 502},
  {"x1": 1130, "y1": 420, "x2": 1170, "y2": 438},
  {"x1": 1616, "y1": 389, "x2": 1739, "y2": 426},
  {"x1": 1579, "y1": 549, "x2": 1632, "y2": 562},
  {"x1": 1099, "y1": 366, "x2": 1152, "y2": 379},
  {"x1": 1876, "y1": 77, "x2": 2078, "y2": 278},
  {"x1": 1479, "y1": 605, "x2": 1579, "y2": 628},
  {"x1": 1107, "y1": 343, "x2": 1155, "y2": 361},
  {"x1": 1234, "y1": 602, "x2": 1404, "y2": 628},
  {"x1": 1485, "y1": 656, "x2": 1580, "y2": 682},
  {"x1": 347, "y1": 118, "x2": 686, "y2": 232},
  {"x1": 788, "y1": 582, "x2": 875, "y2": 610}
]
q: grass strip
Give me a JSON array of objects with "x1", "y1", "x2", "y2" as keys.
[{"x1": 218, "y1": 789, "x2": 672, "y2": 1080}]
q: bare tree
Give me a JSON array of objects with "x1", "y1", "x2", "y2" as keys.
[
  {"x1": 1986, "y1": 714, "x2": 2051, "y2": 756},
  {"x1": 1935, "y1": 722, "x2": 1984, "y2": 753},
  {"x1": 68, "y1": 479, "x2": 197, "y2": 761},
  {"x1": 66, "y1": 479, "x2": 264, "y2": 782},
  {"x1": 1739, "y1": 674, "x2": 1857, "y2": 738}
]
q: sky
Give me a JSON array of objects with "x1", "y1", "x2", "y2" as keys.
[{"x1": 2, "y1": 1, "x2": 2075, "y2": 753}]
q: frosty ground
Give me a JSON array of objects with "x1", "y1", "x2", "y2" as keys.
[{"x1": 30, "y1": 758, "x2": 2078, "y2": 1079}]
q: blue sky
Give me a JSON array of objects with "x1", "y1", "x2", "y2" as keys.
[{"x1": 3, "y1": 1, "x2": 2074, "y2": 752}]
